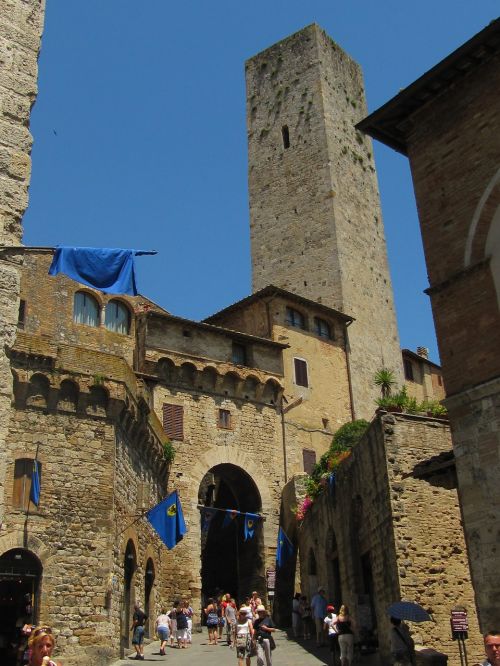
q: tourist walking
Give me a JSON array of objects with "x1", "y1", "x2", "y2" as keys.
[
  {"x1": 183, "y1": 599, "x2": 194, "y2": 644},
  {"x1": 311, "y1": 587, "x2": 328, "y2": 646},
  {"x1": 474, "y1": 630, "x2": 500, "y2": 666},
  {"x1": 250, "y1": 591, "x2": 262, "y2": 619},
  {"x1": 176, "y1": 603, "x2": 189, "y2": 648},
  {"x1": 225, "y1": 597, "x2": 237, "y2": 646},
  {"x1": 300, "y1": 595, "x2": 313, "y2": 640},
  {"x1": 390, "y1": 617, "x2": 416, "y2": 666},
  {"x1": 204, "y1": 597, "x2": 219, "y2": 645},
  {"x1": 155, "y1": 607, "x2": 170, "y2": 656},
  {"x1": 324, "y1": 604, "x2": 339, "y2": 666},
  {"x1": 336, "y1": 605, "x2": 355, "y2": 666},
  {"x1": 292, "y1": 592, "x2": 302, "y2": 638},
  {"x1": 27, "y1": 626, "x2": 61, "y2": 666},
  {"x1": 168, "y1": 601, "x2": 179, "y2": 647},
  {"x1": 253, "y1": 604, "x2": 276, "y2": 666},
  {"x1": 131, "y1": 602, "x2": 147, "y2": 660},
  {"x1": 235, "y1": 606, "x2": 254, "y2": 666}
]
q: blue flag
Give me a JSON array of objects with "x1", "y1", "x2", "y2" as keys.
[
  {"x1": 146, "y1": 491, "x2": 187, "y2": 549},
  {"x1": 244, "y1": 513, "x2": 260, "y2": 541},
  {"x1": 49, "y1": 247, "x2": 138, "y2": 295},
  {"x1": 328, "y1": 472, "x2": 336, "y2": 496},
  {"x1": 222, "y1": 509, "x2": 239, "y2": 529},
  {"x1": 30, "y1": 460, "x2": 40, "y2": 506},
  {"x1": 276, "y1": 527, "x2": 294, "y2": 569}
]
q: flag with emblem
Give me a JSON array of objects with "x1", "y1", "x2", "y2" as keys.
[
  {"x1": 276, "y1": 527, "x2": 294, "y2": 569},
  {"x1": 222, "y1": 509, "x2": 239, "y2": 529},
  {"x1": 146, "y1": 490, "x2": 187, "y2": 549},
  {"x1": 243, "y1": 512, "x2": 260, "y2": 541}
]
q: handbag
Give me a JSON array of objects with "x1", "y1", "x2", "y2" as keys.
[{"x1": 269, "y1": 634, "x2": 276, "y2": 650}]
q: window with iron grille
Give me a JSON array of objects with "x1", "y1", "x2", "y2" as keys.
[
  {"x1": 218, "y1": 409, "x2": 231, "y2": 429},
  {"x1": 314, "y1": 317, "x2": 332, "y2": 339},
  {"x1": 285, "y1": 307, "x2": 305, "y2": 329},
  {"x1": 302, "y1": 449, "x2": 317, "y2": 475},
  {"x1": 162, "y1": 403, "x2": 184, "y2": 440},
  {"x1": 13, "y1": 458, "x2": 41, "y2": 510},
  {"x1": 294, "y1": 358, "x2": 309, "y2": 387}
]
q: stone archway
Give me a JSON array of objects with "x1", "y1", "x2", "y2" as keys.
[
  {"x1": 121, "y1": 539, "x2": 137, "y2": 656},
  {"x1": 198, "y1": 463, "x2": 264, "y2": 605},
  {"x1": 0, "y1": 548, "x2": 42, "y2": 666}
]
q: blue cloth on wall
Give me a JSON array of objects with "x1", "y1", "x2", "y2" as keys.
[
  {"x1": 276, "y1": 526, "x2": 294, "y2": 568},
  {"x1": 48, "y1": 246, "x2": 138, "y2": 295},
  {"x1": 146, "y1": 491, "x2": 187, "y2": 550}
]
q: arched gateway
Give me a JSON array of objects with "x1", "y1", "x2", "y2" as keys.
[{"x1": 198, "y1": 464, "x2": 265, "y2": 604}]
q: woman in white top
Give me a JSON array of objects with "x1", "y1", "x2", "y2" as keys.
[
  {"x1": 155, "y1": 607, "x2": 170, "y2": 655},
  {"x1": 235, "y1": 607, "x2": 254, "y2": 666}
]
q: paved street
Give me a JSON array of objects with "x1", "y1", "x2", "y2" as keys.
[{"x1": 111, "y1": 630, "x2": 382, "y2": 666}]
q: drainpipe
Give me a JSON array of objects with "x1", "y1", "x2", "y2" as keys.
[{"x1": 343, "y1": 321, "x2": 356, "y2": 421}]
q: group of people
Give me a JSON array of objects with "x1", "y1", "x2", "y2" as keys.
[
  {"x1": 292, "y1": 588, "x2": 355, "y2": 666},
  {"x1": 130, "y1": 599, "x2": 194, "y2": 660},
  {"x1": 204, "y1": 591, "x2": 276, "y2": 666}
]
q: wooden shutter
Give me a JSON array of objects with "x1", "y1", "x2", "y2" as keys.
[
  {"x1": 162, "y1": 403, "x2": 184, "y2": 440},
  {"x1": 294, "y1": 358, "x2": 308, "y2": 387},
  {"x1": 13, "y1": 459, "x2": 40, "y2": 510},
  {"x1": 302, "y1": 449, "x2": 317, "y2": 475}
]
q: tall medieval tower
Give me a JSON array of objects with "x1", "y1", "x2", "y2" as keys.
[{"x1": 246, "y1": 24, "x2": 403, "y2": 418}]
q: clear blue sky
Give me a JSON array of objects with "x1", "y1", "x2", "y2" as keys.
[{"x1": 24, "y1": 2, "x2": 499, "y2": 363}]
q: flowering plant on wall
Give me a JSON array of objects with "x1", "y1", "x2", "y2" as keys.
[{"x1": 295, "y1": 496, "x2": 313, "y2": 522}]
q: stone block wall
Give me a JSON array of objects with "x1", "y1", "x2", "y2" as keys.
[
  {"x1": 295, "y1": 413, "x2": 482, "y2": 664},
  {"x1": 0, "y1": 0, "x2": 45, "y2": 568}
]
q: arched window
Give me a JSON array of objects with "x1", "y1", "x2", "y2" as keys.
[
  {"x1": 285, "y1": 307, "x2": 305, "y2": 329},
  {"x1": 73, "y1": 291, "x2": 99, "y2": 327},
  {"x1": 314, "y1": 317, "x2": 332, "y2": 339},
  {"x1": 105, "y1": 299, "x2": 130, "y2": 334}
]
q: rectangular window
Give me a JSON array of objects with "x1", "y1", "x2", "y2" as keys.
[
  {"x1": 302, "y1": 449, "x2": 317, "y2": 475},
  {"x1": 162, "y1": 403, "x2": 184, "y2": 440},
  {"x1": 218, "y1": 409, "x2": 232, "y2": 429},
  {"x1": 294, "y1": 358, "x2": 309, "y2": 387},
  {"x1": 18, "y1": 300, "x2": 26, "y2": 329},
  {"x1": 13, "y1": 459, "x2": 41, "y2": 510},
  {"x1": 403, "y1": 359, "x2": 414, "y2": 381},
  {"x1": 232, "y1": 342, "x2": 247, "y2": 366}
]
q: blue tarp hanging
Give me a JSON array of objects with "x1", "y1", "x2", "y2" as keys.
[{"x1": 49, "y1": 246, "x2": 138, "y2": 295}]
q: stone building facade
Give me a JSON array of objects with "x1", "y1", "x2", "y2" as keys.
[
  {"x1": 246, "y1": 24, "x2": 403, "y2": 420},
  {"x1": 0, "y1": 0, "x2": 46, "y2": 607},
  {"x1": 402, "y1": 348, "x2": 445, "y2": 404},
  {"x1": 358, "y1": 18, "x2": 500, "y2": 631},
  {"x1": 294, "y1": 413, "x2": 483, "y2": 663}
]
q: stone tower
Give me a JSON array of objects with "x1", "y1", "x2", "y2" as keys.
[{"x1": 246, "y1": 24, "x2": 403, "y2": 418}]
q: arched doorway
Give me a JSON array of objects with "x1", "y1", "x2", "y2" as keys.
[
  {"x1": 121, "y1": 540, "x2": 136, "y2": 656},
  {"x1": 144, "y1": 559, "x2": 155, "y2": 638},
  {"x1": 199, "y1": 464, "x2": 264, "y2": 605},
  {"x1": 0, "y1": 548, "x2": 41, "y2": 666}
]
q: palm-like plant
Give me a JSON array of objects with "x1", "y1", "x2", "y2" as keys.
[{"x1": 374, "y1": 368, "x2": 396, "y2": 398}]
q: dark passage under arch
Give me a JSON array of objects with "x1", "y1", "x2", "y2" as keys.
[{"x1": 199, "y1": 464, "x2": 264, "y2": 606}]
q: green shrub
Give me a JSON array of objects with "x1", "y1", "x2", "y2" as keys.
[{"x1": 162, "y1": 441, "x2": 175, "y2": 464}]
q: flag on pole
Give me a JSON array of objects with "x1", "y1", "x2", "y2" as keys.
[
  {"x1": 222, "y1": 509, "x2": 239, "y2": 529},
  {"x1": 328, "y1": 472, "x2": 336, "y2": 496},
  {"x1": 30, "y1": 460, "x2": 40, "y2": 506},
  {"x1": 146, "y1": 490, "x2": 187, "y2": 549},
  {"x1": 276, "y1": 527, "x2": 294, "y2": 568},
  {"x1": 201, "y1": 507, "x2": 217, "y2": 532},
  {"x1": 244, "y1": 513, "x2": 260, "y2": 541}
]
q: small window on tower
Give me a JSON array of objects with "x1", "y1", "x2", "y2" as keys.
[
  {"x1": 17, "y1": 300, "x2": 26, "y2": 329},
  {"x1": 282, "y1": 125, "x2": 290, "y2": 149},
  {"x1": 218, "y1": 409, "x2": 232, "y2": 429},
  {"x1": 232, "y1": 342, "x2": 247, "y2": 366}
]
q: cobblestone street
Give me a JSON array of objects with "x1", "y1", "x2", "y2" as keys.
[{"x1": 111, "y1": 630, "x2": 382, "y2": 666}]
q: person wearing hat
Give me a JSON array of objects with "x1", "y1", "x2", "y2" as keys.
[
  {"x1": 235, "y1": 606, "x2": 254, "y2": 666},
  {"x1": 311, "y1": 587, "x2": 328, "y2": 646},
  {"x1": 324, "y1": 604, "x2": 339, "y2": 664},
  {"x1": 253, "y1": 605, "x2": 276, "y2": 666}
]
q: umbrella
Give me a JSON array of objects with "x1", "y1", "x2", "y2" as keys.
[{"x1": 387, "y1": 601, "x2": 432, "y2": 623}]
